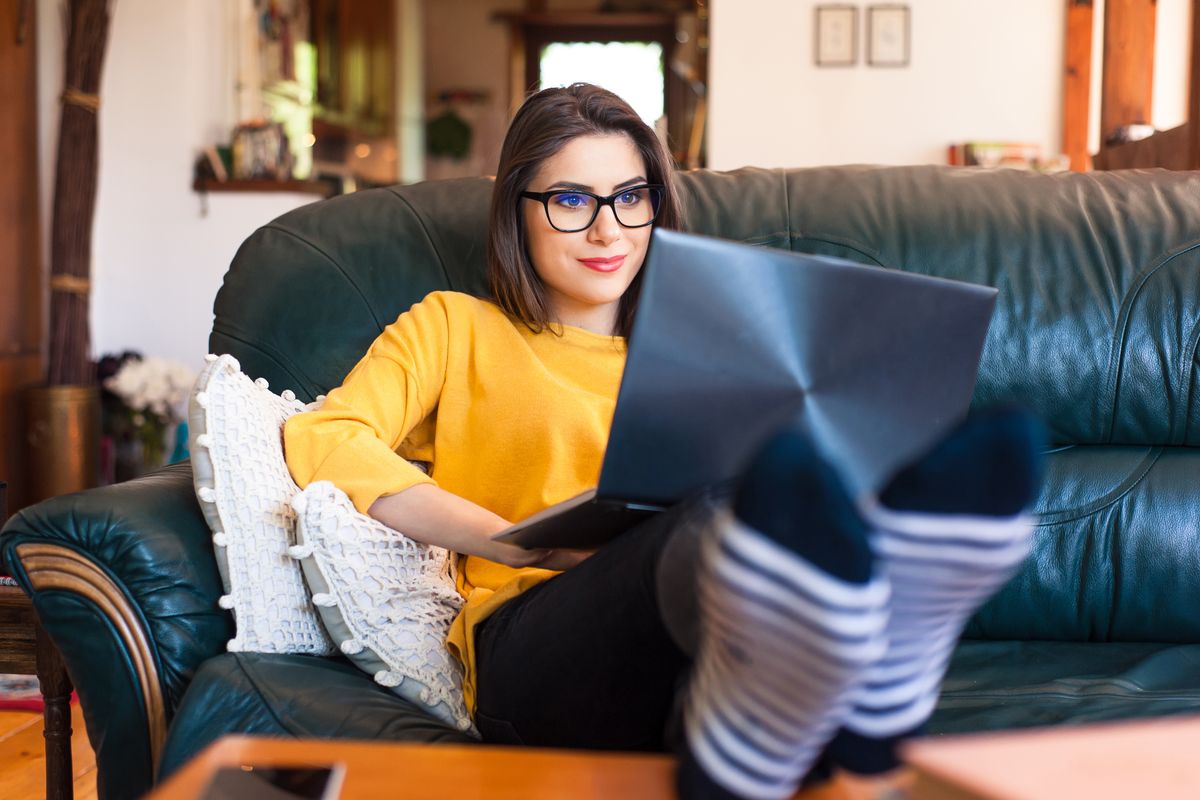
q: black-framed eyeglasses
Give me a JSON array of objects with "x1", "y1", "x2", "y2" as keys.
[{"x1": 520, "y1": 185, "x2": 665, "y2": 233}]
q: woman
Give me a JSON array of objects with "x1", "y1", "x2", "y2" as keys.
[{"x1": 284, "y1": 83, "x2": 1043, "y2": 800}]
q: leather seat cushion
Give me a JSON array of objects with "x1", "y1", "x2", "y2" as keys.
[
  {"x1": 162, "y1": 640, "x2": 1200, "y2": 781},
  {"x1": 932, "y1": 640, "x2": 1200, "y2": 733},
  {"x1": 158, "y1": 652, "x2": 476, "y2": 780}
]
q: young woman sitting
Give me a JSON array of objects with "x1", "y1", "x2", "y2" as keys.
[{"x1": 284, "y1": 83, "x2": 1044, "y2": 800}]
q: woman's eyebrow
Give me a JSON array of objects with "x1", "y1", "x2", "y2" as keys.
[{"x1": 546, "y1": 176, "x2": 648, "y2": 192}]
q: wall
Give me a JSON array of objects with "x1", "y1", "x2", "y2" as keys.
[
  {"x1": 707, "y1": 0, "x2": 1067, "y2": 169},
  {"x1": 422, "y1": 0, "x2": 596, "y2": 180},
  {"x1": 423, "y1": 0, "x2": 523, "y2": 180},
  {"x1": 37, "y1": 0, "x2": 323, "y2": 372},
  {"x1": 1151, "y1": 0, "x2": 1193, "y2": 131},
  {"x1": 705, "y1": 0, "x2": 1193, "y2": 170}
]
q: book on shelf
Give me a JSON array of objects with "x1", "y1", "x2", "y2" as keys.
[
  {"x1": 947, "y1": 141, "x2": 1043, "y2": 169},
  {"x1": 203, "y1": 145, "x2": 228, "y2": 182}
]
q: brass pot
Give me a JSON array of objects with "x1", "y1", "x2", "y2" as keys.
[{"x1": 25, "y1": 385, "x2": 100, "y2": 503}]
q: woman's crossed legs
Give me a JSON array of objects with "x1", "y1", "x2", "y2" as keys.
[
  {"x1": 472, "y1": 483, "x2": 724, "y2": 750},
  {"x1": 473, "y1": 409, "x2": 1045, "y2": 800}
]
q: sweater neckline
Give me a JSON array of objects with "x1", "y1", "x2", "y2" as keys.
[
  {"x1": 532, "y1": 321, "x2": 627, "y2": 352},
  {"x1": 494, "y1": 306, "x2": 625, "y2": 349},
  {"x1": 480, "y1": 295, "x2": 626, "y2": 352}
]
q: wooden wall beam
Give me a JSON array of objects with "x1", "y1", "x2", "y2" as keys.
[
  {"x1": 1062, "y1": 0, "x2": 1094, "y2": 171},
  {"x1": 0, "y1": 0, "x2": 45, "y2": 509},
  {"x1": 1190, "y1": 0, "x2": 1200, "y2": 168},
  {"x1": 1100, "y1": 0, "x2": 1157, "y2": 144}
]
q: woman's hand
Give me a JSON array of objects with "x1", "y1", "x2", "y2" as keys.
[
  {"x1": 531, "y1": 548, "x2": 594, "y2": 571},
  {"x1": 486, "y1": 541, "x2": 594, "y2": 572},
  {"x1": 369, "y1": 485, "x2": 595, "y2": 571},
  {"x1": 487, "y1": 540, "x2": 554, "y2": 568}
]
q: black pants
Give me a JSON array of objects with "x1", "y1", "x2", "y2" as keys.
[{"x1": 473, "y1": 486, "x2": 732, "y2": 751}]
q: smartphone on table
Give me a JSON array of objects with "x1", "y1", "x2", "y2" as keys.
[{"x1": 200, "y1": 763, "x2": 346, "y2": 800}]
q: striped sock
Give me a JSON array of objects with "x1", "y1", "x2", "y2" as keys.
[
  {"x1": 825, "y1": 408, "x2": 1046, "y2": 774},
  {"x1": 677, "y1": 430, "x2": 889, "y2": 800}
]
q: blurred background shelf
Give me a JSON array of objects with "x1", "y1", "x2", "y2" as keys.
[{"x1": 191, "y1": 178, "x2": 335, "y2": 197}]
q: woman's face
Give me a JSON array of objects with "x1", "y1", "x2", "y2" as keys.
[{"x1": 523, "y1": 133, "x2": 653, "y2": 334}]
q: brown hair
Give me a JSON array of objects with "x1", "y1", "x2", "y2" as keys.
[{"x1": 487, "y1": 83, "x2": 684, "y2": 339}]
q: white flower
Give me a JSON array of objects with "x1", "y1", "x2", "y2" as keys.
[{"x1": 104, "y1": 356, "x2": 197, "y2": 425}]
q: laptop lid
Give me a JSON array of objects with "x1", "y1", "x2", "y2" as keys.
[{"x1": 595, "y1": 228, "x2": 998, "y2": 502}]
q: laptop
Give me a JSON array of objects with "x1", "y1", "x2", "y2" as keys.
[{"x1": 491, "y1": 228, "x2": 999, "y2": 551}]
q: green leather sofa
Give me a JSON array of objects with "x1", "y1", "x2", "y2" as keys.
[{"x1": 5, "y1": 165, "x2": 1200, "y2": 799}]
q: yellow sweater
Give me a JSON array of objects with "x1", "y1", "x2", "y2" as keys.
[{"x1": 282, "y1": 290, "x2": 626, "y2": 713}]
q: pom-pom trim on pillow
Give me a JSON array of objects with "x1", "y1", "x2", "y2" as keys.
[
  {"x1": 289, "y1": 481, "x2": 476, "y2": 734},
  {"x1": 189, "y1": 353, "x2": 336, "y2": 656}
]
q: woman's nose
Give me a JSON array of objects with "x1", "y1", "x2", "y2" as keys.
[{"x1": 588, "y1": 204, "x2": 621, "y2": 244}]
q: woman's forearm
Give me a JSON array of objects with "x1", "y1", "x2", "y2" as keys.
[{"x1": 369, "y1": 483, "x2": 544, "y2": 567}]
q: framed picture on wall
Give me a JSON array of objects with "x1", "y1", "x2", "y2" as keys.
[
  {"x1": 814, "y1": 5, "x2": 858, "y2": 67},
  {"x1": 867, "y1": 4, "x2": 911, "y2": 67}
]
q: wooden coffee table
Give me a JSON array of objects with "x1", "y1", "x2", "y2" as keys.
[
  {"x1": 150, "y1": 737, "x2": 676, "y2": 799},
  {"x1": 147, "y1": 735, "x2": 895, "y2": 799}
]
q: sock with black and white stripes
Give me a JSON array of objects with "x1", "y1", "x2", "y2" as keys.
[
  {"x1": 677, "y1": 429, "x2": 890, "y2": 800},
  {"x1": 824, "y1": 407, "x2": 1046, "y2": 774}
]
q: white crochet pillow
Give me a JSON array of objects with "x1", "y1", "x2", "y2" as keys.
[
  {"x1": 189, "y1": 353, "x2": 336, "y2": 655},
  {"x1": 289, "y1": 480, "x2": 476, "y2": 734}
]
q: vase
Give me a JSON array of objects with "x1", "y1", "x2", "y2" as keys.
[
  {"x1": 25, "y1": 385, "x2": 100, "y2": 503},
  {"x1": 112, "y1": 437, "x2": 164, "y2": 483},
  {"x1": 112, "y1": 436, "x2": 144, "y2": 484},
  {"x1": 140, "y1": 434, "x2": 165, "y2": 475}
]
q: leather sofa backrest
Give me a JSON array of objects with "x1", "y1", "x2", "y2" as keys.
[
  {"x1": 212, "y1": 166, "x2": 1200, "y2": 445},
  {"x1": 211, "y1": 165, "x2": 1200, "y2": 643}
]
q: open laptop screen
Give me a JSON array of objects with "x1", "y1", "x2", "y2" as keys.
[{"x1": 596, "y1": 229, "x2": 998, "y2": 502}]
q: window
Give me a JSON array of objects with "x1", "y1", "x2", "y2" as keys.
[{"x1": 539, "y1": 41, "x2": 665, "y2": 128}]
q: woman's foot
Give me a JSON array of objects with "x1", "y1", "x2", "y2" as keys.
[
  {"x1": 825, "y1": 407, "x2": 1046, "y2": 774},
  {"x1": 678, "y1": 429, "x2": 889, "y2": 800}
]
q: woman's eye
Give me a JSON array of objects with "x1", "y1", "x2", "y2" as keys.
[
  {"x1": 553, "y1": 193, "x2": 589, "y2": 209},
  {"x1": 615, "y1": 191, "x2": 641, "y2": 206}
]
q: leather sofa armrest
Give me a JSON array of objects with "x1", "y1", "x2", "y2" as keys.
[{"x1": 0, "y1": 462, "x2": 232, "y2": 800}]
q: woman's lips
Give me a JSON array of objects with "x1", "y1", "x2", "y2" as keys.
[{"x1": 578, "y1": 255, "x2": 626, "y2": 273}]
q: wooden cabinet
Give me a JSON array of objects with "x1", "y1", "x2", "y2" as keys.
[
  {"x1": 0, "y1": 0, "x2": 45, "y2": 510},
  {"x1": 311, "y1": 0, "x2": 398, "y2": 186}
]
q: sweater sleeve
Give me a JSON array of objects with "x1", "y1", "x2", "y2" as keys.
[{"x1": 283, "y1": 292, "x2": 453, "y2": 514}]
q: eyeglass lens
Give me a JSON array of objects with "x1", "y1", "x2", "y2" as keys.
[{"x1": 546, "y1": 187, "x2": 662, "y2": 231}]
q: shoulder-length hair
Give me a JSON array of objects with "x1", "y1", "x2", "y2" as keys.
[{"x1": 487, "y1": 83, "x2": 684, "y2": 339}]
